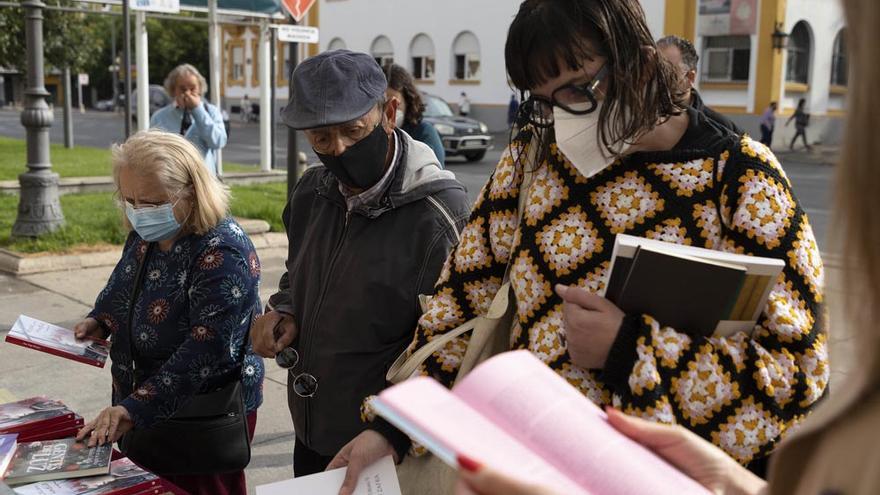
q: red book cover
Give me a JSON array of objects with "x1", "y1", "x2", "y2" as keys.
[
  {"x1": 0, "y1": 398, "x2": 75, "y2": 436},
  {"x1": 12, "y1": 457, "x2": 161, "y2": 495},
  {"x1": 17, "y1": 421, "x2": 84, "y2": 443},
  {"x1": 5, "y1": 315, "x2": 109, "y2": 368}
]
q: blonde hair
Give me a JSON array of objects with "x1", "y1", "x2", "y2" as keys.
[
  {"x1": 164, "y1": 63, "x2": 208, "y2": 97},
  {"x1": 112, "y1": 129, "x2": 230, "y2": 235},
  {"x1": 837, "y1": 0, "x2": 880, "y2": 383}
]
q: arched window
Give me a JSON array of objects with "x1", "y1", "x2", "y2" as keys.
[
  {"x1": 786, "y1": 21, "x2": 812, "y2": 84},
  {"x1": 452, "y1": 31, "x2": 481, "y2": 81},
  {"x1": 370, "y1": 36, "x2": 394, "y2": 68},
  {"x1": 410, "y1": 34, "x2": 435, "y2": 80},
  {"x1": 831, "y1": 29, "x2": 847, "y2": 86},
  {"x1": 328, "y1": 37, "x2": 346, "y2": 52}
]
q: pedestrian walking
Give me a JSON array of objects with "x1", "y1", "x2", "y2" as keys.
[
  {"x1": 787, "y1": 98, "x2": 813, "y2": 151},
  {"x1": 240, "y1": 94, "x2": 252, "y2": 123},
  {"x1": 759, "y1": 101, "x2": 778, "y2": 147},
  {"x1": 507, "y1": 93, "x2": 520, "y2": 128},
  {"x1": 458, "y1": 91, "x2": 471, "y2": 116}
]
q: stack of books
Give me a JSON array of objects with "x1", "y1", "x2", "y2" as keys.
[
  {"x1": 0, "y1": 398, "x2": 185, "y2": 495},
  {"x1": 0, "y1": 398, "x2": 84, "y2": 444},
  {"x1": 601, "y1": 234, "x2": 785, "y2": 337}
]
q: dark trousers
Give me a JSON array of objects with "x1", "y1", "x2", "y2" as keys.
[
  {"x1": 791, "y1": 127, "x2": 811, "y2": 150},
  {"x1": 163, "y1": 411, "x2": 258, "y2": 495},
  {"x1": 293, "y1": 436, "x2": 334, "y2": 477},
  {"x1": 760, "y1": 124, "x2": 774, "y2": 146}
]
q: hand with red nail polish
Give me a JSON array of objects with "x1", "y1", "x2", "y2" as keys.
[{"x1": 454, "y1": 454, "x2": 566, "y2": 495}]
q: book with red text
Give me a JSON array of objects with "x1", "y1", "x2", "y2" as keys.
[
  {"x1": 374, "y1": 351, "x2": 711, "y2": 495},
  {"x1": 5, "y1": 316, "x2": 109, "y2": 368},
  {"x1": 3, "y1": 439, "x2": 111, "y2": 486},
  {"x1": 13, "y1": 457, "x2": 160, "y2": 495},
  {"x1": 0, "y1": 399, "x2": 76, "y2": 436}
]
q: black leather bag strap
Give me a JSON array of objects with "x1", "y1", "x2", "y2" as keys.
[{"x1": 127, "y1": 242, "x2": 154, "y2": 389}]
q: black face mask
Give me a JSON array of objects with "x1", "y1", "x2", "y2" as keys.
[{"x1": 315, "y1": 122, "x2": 390, "y2": 190}]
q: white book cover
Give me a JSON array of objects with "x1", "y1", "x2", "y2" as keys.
[{"x1": 255, "y1": 455, "x2": 401, "y2": 495}]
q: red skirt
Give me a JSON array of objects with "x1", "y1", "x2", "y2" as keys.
[{"x1": 162, "y1": 411, "x2": 258, "y2": 495}]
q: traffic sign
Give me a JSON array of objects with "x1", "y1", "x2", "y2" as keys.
[
  {"x1": 277, "y1": 25, "x2": 319, "y2": 44},
  {"x1": 78, "y1": 73, "x2": 89, "y2": 86},
  {"x1": 281, "y1": 0, "x2": 316, "y2": 22},
  {"x1": 129, "y1": 0, "x2": 180, "y2": 14}
]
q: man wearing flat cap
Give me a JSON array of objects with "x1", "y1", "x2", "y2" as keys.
[{"x1": 249, "y1": 50, "x2": 470, "y2": 482}]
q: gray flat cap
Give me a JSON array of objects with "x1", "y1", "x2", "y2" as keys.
[{"x1": 282, "y1": 49, "x2": 387, "y2": 130}]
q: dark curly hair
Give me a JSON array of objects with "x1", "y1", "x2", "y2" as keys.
[{"x1": 384, "y1": 63, "x2": 426, "y2": 128}]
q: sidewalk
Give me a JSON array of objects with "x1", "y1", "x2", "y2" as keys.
[{"x1": 0, "y1": 243, "x2": 295, "y2": 494}]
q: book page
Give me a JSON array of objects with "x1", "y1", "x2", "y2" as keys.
[
  {"x1": 255, "y1": 456, "x2": 401, "y2": 495},
  {"x1": 376, "y1": 379, "x2": 587, "y2": 494},
  {"x1": 454, "y1": 351, "x2": 710, "y2": 495}
]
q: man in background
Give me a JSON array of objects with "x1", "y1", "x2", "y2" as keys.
[{"x1": 657, "y1": 35, "x2": 744, "y2": 136}]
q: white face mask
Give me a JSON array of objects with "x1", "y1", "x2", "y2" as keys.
[
  {"x1": 553, "y1": 101, "x2": 631, "y2": 179},
  {"x1": 395, "y1": 109, "x2": 405, "y2": 127}
]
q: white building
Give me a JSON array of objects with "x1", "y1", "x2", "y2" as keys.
[{"x1": 227, "y1": 0, "x2": 846, "y2": 140}]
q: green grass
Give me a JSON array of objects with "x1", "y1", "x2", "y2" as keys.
[
  {"x1": 0, "y1": 137, "x2": 255, "y2": 180},
  {"x1": 0, "y1": 183, "x2": 288, "y2": 254}
]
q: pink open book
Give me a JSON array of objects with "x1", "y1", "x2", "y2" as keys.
[{"x1": 373, "y1": 351, "x2": 710, "y2": 495}]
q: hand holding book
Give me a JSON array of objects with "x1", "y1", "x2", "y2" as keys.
[{"x1": 554, "y1": 284, "x2": 624, "y2": 369}]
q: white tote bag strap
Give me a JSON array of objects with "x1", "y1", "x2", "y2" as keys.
[{"x1": 388, "y1": 136, "x2": 538, "y2": 384}]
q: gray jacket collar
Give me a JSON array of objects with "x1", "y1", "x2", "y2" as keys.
[{"x1": 315, "y1": 128, "x2": 463, "y2": 218}]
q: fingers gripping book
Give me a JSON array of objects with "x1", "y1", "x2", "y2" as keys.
[{"x1": 374, "y1": 351, "x2": 710, "y2": 495}]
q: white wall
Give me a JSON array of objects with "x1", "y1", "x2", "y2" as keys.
[
  {"x1": 319, "y1": 0, "x2": 520, "y2": 108},
  {"x1": 782, "y1": 0, "x2": 846, "y2": 114},
  {"x1": 641, "y1": 0, "x2": 666, "y2": 39}
]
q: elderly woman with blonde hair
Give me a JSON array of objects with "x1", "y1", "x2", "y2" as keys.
[
  {"x1": 74, "y1": 130, "x2": 263, "y2": 495},
  {"x1": 150, "y1": 63, "x2": 227, "y2": 175}
]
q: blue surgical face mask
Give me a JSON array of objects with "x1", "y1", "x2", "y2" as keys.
[{"x1": 125, "y1": 198, "x2": 182, "y2": 242}]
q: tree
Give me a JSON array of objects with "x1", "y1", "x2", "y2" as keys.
[{"x1": 0, "y1": 1, "x2": 106, "y2": 74}]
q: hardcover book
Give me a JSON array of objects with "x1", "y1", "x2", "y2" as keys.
[
  {"x1": 0, "y1": 399, "x2": 76, "y2": 436},
  {"x1": 5, "y1": 316, "x2": 109, "y2": 368},
  {"x1": 374, "y1": 351, "x2": 710, "y2": 495},
  {"x1": 601, "y1": 234, "x2": 785, "y2": 337},
  {"x1": 13, "y1": 457, "x2": 160, "y2": 495},
  {"x1": 3, "y1": 439, "x2": 112, "y2": 486}
]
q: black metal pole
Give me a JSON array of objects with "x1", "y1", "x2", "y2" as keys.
[
  {"x1": 122, "y1": 0, "x2": 132, "y2": 138},
  {"x1": 270, "y1": 27, "x2": 276, "y2": 170},
  {"x1": 286, "y1": 19, "x2": 299, "y2": 195}
]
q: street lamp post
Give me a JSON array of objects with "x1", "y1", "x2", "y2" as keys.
[{"x1": 13, "y1": 0, "x2": 64, "y2": 237}]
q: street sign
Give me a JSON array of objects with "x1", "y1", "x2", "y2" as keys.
[
  {"x1": 277, "y1": 25, "x2": 319, "y2": 44},
  {"x1": 281, "y1": 0, "x2": 316, "y2": 22},
  {"x1": 78, "y1": 73, "x2": 89, "y2": 86},
  {"x1": 129, "y1": 0, "x2": 180, "y2": 14}
]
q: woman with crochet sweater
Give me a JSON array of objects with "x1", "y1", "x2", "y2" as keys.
[{"x1": 332, "y1": 1, "x2": 828, "y2": 491}]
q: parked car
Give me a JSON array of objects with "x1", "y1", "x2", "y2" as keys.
[
  {"x1": 130, "y1": 85, "x2": 172, "y2": 122},
  {"x1": 421, "y1": 93, "x2": 492, "y2": 162},
  {"x1": 94, "y1": 98, "x2": 115, "y2": 111}
]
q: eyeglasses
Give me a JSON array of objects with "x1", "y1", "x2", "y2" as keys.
[
  {"x1": 275, "y1": 347, "x2": 318, "y2": 398},
  {"x1": 520, "y1": 64, "x2": 609, "y2": 128}
]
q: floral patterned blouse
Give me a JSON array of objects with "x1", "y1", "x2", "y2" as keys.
[{"x1": 89, "y1": 217, "x2": 265, "y2": 429}]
